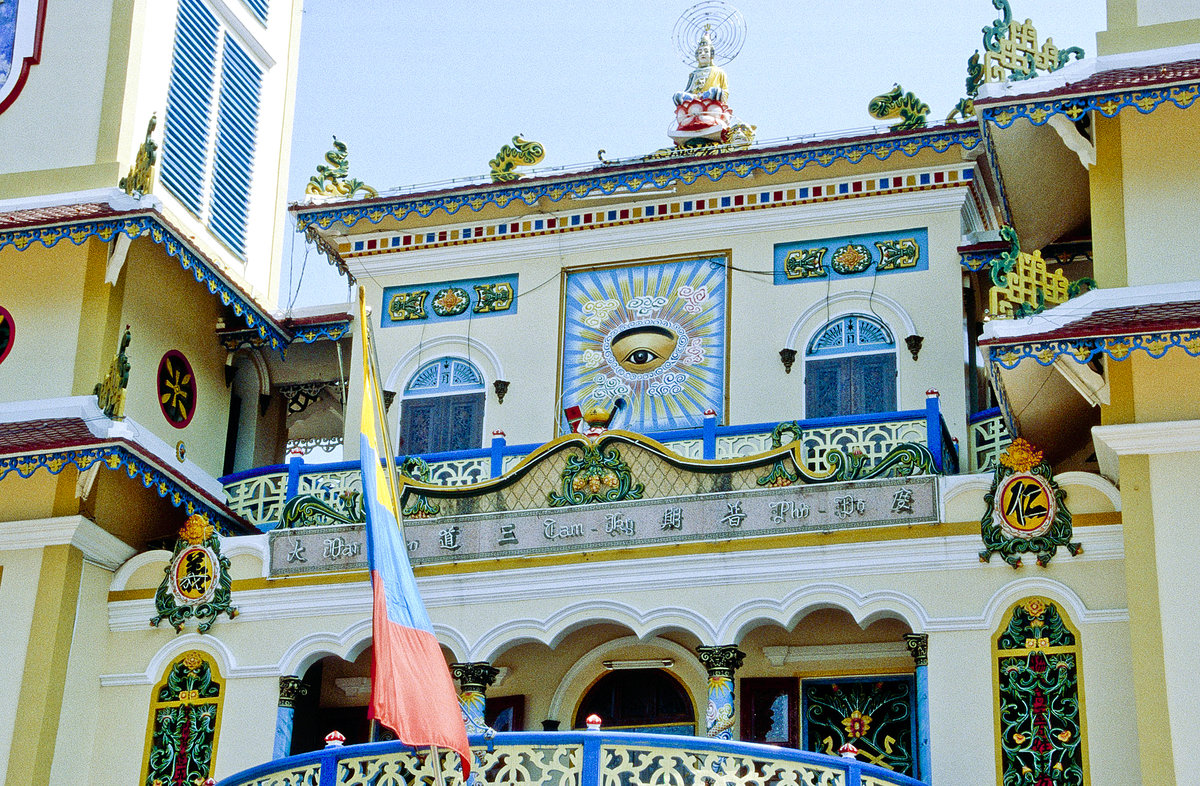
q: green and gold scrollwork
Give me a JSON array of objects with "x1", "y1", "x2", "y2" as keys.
[
  {"x1": 388, "y1": 291, "x2": 429, "y2": 321},
  {"x1": 875, "y1": 239, "x2": 920, "y2": 270},
  {"x1": 279, "y1": 491, "x2": 364, "y2": 528},
  {"x1": 489, "y1": 135, "x2": 546, "y2": 183},
  {"x1": 431, "y1": 287, "x2": 470, "y2": 318},
  {"x1": 151, "y1": 515, "x2": 238, "y2": 634},
  {"x1": 473, "y1": 282, "x2": 514, "y2": 313},
  {"x1": 144, "y1": 651, "x2": 222, "y2": 786},
  {"x1": 305, "y1": 136, "x2": 378, "y2": 199},
  {"x1": 94, "y1": 326, "x2": 132, "y2": 419},
  {"x1": 119, "y1": 115, "x2": 158, "y2": 198},
  {"x1": 400, "y1": 457, "x2": 441, "y2": 519},
  {"x1": 980, "y1": 439, "x2": 1080, "y2": 567},
  {"x1": 783, "y1": 248, "x2": 828, "y2": 279},
  {"x1": 757, "y1": 442, "x2": 938, "y2": 488},
  {"x1": 548, "y1": 443, "x2": 644, "y2": 507}
]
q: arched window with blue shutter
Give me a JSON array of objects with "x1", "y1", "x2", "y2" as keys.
[
  {"x1": 804, "y1": 314, "x2": 897, "y2": 418},
  {"x1": 399, "y1": 357, "x2": 486, "y2": 454}
]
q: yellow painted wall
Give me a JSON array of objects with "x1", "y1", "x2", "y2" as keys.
[
  {"x1": 116, "y1": 239, "x2": 231, "y2": 477},
  {"x1": 0, "y1": 243, "x2": 90, "y2": 401},
  {"x1": 1099, "y1": 0, "x2": 1200, "y2": 53},
  {"x1": 0, "y1": 548, "x2": 43, "y2": 786},
  {"x1": 1117, "y1": 107, "x2": 1200, "y2": 286}
]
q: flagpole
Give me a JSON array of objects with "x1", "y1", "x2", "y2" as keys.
[
  {"x1": 359, "y1": 287, "x2": 406, "y2": 528},
  {"x1": 359, "y1": 288, "x2": 458, "y2": 786}
]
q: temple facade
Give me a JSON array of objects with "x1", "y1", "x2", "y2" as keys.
[{"x1": 1, "y1": 1, "x2": 1198, "y2": 785}]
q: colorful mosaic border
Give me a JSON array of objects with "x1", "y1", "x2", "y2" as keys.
[
  {"x1": 774, "y1": 228, "x2": 929, "y2": 284},
  {"x1": 294, "y1": 128, "x2": 983, "y2": 236},
  {"x1": 982, "y1": 82, "x2": 1200, "y2": 129},
  {"x1": 961, "y1": 248, "x2": 1003, "y2": 272},
  {"x1": 340, "y1": 167, "x2": 974, "y2": 259},
  {"x1": 382, "y1": 273, "x2": 518, "y2": 327},
  {"x1": 0, "y1": 215, "x2": 289, "y2": 351},
  {"x1": 988, "y1": 329, "x2": 1200, "y2": 369},
  {"x1": 0, "y1": 443, "x2": 239, "y2": 533},
  {"x1": 291, "y1": 321, "x2": 350, "y2": 344}
]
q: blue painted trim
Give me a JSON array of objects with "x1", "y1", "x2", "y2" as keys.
[
  {"x1": 293, "y1": 128, "x2": 983, "y2": 232},
  {"x1": 969, "y1": 406, "x2": 1002, "y2": 424},
  {"x1": 988, "y1": 329, "x2": 1200, "y2": 369},
  {"x1": 217, "y1": 732, "x2": 926, "y2": 786},
  {"x1": 702, "y1": 412, "x2": 717, "y2": 460},
  {"x1": 285, "y1": 455, "x2": 303, "y2": 498},
  {"x1": 290, "y1": 321, "x2": 350, "y2": 344},
  {"x1": 1, "y1": 442, "x2": 240, "y2": 533},
  {"x1": 0, "y1": 213, "x2": 289, "y2": 351},
  {"x1": 490, "y1": 434, "x2": 507, "y2": 478},
  {"x1": 981, "y1": 81, "x2": 1200, "y2": 130},
  {"x1": 924, "y1": 396, "x2": 943, "y2": 473},
  {"x1": 914, "y1": 663, "x2": 932, "y2": 784}
]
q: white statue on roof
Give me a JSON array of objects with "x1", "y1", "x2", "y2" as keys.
[
  {"x1": 667, "y1": 3, "x2": 753, "y2": 148},
  {"x1": 674, "y1": 29, "x2": 729, "y2": 105}
]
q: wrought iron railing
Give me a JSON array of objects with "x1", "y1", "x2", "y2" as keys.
[
  {"x1": 967, "y1": 407, "x2": 1011, "y2": 472},
  {"x1": 222, "y1": 394, "x2": 959, "y2": 529},
  {"x1": 216, "y1": 731, "x2": 926, "y2": 786}
]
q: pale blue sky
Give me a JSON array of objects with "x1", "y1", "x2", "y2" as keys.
[{"x1": 280, "y1": 0, "x2": 1107, "y2": 309}]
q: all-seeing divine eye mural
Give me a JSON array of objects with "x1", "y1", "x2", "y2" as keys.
[{"x1": 560, "y1": 254, "x2": 728, "y2": 433}]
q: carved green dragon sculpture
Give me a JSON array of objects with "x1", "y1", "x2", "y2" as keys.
[
  {"x1": 306, "y1": 136, "x2": 378, "y2": 199},
  {"x1": 868, "y1": 84, "x2": 929, "y2": 131},
  {"x1": 489, "y1": 135, "x2": 546, "y2": 183}
]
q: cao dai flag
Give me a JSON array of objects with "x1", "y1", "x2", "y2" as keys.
[{"x1": 359, "y1": 294, "x2": 471, "y2": 776}]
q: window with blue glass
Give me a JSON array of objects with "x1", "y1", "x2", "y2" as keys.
[
  {"x1": 399, "y1": 357, "x2": 485, "y2": 455},
  {"x1": 804, "y1": 314, "x2": 897, "y2": 418}
]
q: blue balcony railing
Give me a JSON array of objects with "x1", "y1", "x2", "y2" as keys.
[
  {"x1": 222, "y1": 395, "x2": 960, "y2": 530},
  {"x1": 217, "y1": 731, "x2": 927, "y2": 786}
]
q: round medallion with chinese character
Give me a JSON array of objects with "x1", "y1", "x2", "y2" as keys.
[
  {"x1": 157, "y1": 350, "x2": 196, "y2": 428},
  {"x1": 994, "y1": 472, "x2": 1056, "y2": 539},
  {"x1": 0, "y1": 306, "x2": 13, "y2": 365},
  {"x1": 169, "y1": 544, "x2": 219, "y2": 606}
]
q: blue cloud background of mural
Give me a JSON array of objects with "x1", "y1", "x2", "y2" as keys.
[
  {"x1": 0, "y1": 0, "x2": 18, "y2": 84},
  {"x1": 561, "y1": 255, "x2": 728, "y2": 433},
  {"x1": 773, "y1": 228, "x2": 929, "y2": 285}
]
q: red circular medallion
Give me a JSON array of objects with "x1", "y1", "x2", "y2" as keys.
[
  {"x1": 157, "y1": 350, "x2": 197, "y2": 428},
  {"x1": 0, "y1": 306, "x2": 14, "y2": 366}
]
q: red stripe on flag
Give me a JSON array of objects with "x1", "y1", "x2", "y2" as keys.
[{"x1": 370, "y1": 573, "x2": 471, "y2": 776}]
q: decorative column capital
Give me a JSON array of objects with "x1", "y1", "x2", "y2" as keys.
[
  {"x1": 696, "y1": 645, "x2": 746, "y2": 678},
  {"x1": 450, "y1": 662, "x2": 500, "y2": 693},
  {"x1": 904, "y1": 633, "x2": 928, "y2": 667},
  {"x1": 278, "y1": 675, "x2": 308, "y2": 708}
]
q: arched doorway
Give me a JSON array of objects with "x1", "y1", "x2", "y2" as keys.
[
  {"x1": 574, "y1": 668, "x2": 696, "y2": 735},
  {"x1": 804, "y1": 314, "x2": 897, "y2": 418}
]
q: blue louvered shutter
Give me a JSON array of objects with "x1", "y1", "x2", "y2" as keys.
[
  {"x1": 161, "y1": 0, "x2": 219, "y2": 214},
  {"x1": 208, "y1": 35, "x2": 262, "y2": 256},
  {"x1": 241, "y1": 0, "x2": 269, "y2": 23}
]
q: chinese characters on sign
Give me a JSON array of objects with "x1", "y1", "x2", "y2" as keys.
[{"x1": 268, "y1": 478, "x2": 937, "y2": 575}]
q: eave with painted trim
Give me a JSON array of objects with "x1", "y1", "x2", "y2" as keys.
[
  {"x1": 290, "y1": 125, "x2": 984, "y2": 277},
  {"x1": 0, "y1": 397, "x2": 254, "y2": 534},
  {"x1": 0, "y1": 192, "x2": 291, "y2": 352},
  {"x1": 976, "y1": 43, "x2": 1200, "y2": 129}
]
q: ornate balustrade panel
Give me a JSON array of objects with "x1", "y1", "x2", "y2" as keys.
[
  {"x1": 218, "y1": 732, "x2": 923, "y2": 786},
  {"x1": 297, "y1": 469, "x2": 362, "y2": 501},
  {"x1": 799, "y1": 419, "x2": 926, "y2": 474},
  {"x1": 427, "y1": 457, "x2": 490, "y2": 486},
  {"x1": 968, "y1": 411, "x2": 1012, "y2": 472},
  {"x1": 715, "y1": 431, "x2": 777, "y2": 458},
  {"x1": 224, "y1": 472, "x2": 288, "y2": 527},
  {"x1": 602, "y1": 743, "x2": 845, "y2": 786},
  {"x1": 226, "y1": 761, "x2": 321, "y2": 786}
]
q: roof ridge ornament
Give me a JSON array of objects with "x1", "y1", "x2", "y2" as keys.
[
  {"x1": 488, "y1": 135, "x2": 545, "y2": 183},
  {"x1": 667, "y1": 1, "x2": 755, "y2": 149},
  {"x1": 305, "y1": 136, "x2": 378, "y2": 201},
  {"x1": 119, "y1": 115, "x2": 158, "y2": 198},
  {"x1": 978, "y1": 0, "x2": 1085, "y2": 84},
  {"x1": 868, "y1": 84, "x2": 929, "y2": 131}
]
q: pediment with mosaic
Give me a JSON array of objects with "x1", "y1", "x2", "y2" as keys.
[{"x1": 980, "y1": 438, "x2": 1080, "y2": 567}]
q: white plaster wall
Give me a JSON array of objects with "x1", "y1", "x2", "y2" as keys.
[
  {"x1": 355, "y1": 181, "x2": 974, "y2": 454},
  {"x1": 1137, "y1": 0, "x2": 1200, "y2": 26},
  {"x1": 1148, "y1": 451, "x2": 1200, "y2": 777},
  {"x1": 0, "y1": 0, "x2": 110, "y2": 175}
]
